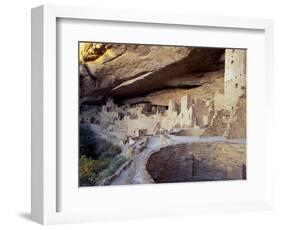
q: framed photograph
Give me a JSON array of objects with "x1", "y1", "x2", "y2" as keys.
[{"x1": 31, "y1": 5, "x2": 274, "y2": 225}]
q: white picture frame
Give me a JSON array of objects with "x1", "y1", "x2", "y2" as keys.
[{"x1": 31, "y1": 4, "x2": 274, "y2": 225}]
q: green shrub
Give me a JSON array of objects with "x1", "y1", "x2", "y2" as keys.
[
  {"x1": 110, "y1": 144, "x2": 122, "y2": 155},
  {"x1": 93, "y1": 159, "x2": 110, "y2": 174},
  {"x1": 79, "y1": 155, "x2": 112, "y2": 175},
  {"x1": 98, "y1": 144, "x2": 122, "y2": 160},
  {"x1": 98, "y1": 153, "x2": 108, "y2": 161},
  {"x1": 79, "y1": 155, "x2": 95, "y2": 178},
  {"x1": 80, "y1": 133, "x2": 122, "y2": 160},
  {"x1": 95, "y1": 155, "x2": 127, "y2": 183},
  {"x1": 79, "y1": 143, "x2": 125, "y2": 186}
]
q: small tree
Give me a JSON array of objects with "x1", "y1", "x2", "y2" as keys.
[{"x1": 79, "y1": 155, "x2": 95, "y2": 178}]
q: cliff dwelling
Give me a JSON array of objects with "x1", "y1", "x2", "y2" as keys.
[{"x1": 79, "y1": 42, "x2": 246, "y2": 186}]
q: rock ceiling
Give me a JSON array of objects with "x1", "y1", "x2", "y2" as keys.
[{"x1": 79, "y1": 43, "x2": 225, "y2": 104}]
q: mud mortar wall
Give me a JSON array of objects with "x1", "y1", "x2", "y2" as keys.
[{"x1": 146, "y1": 142, "x2": 246, "y2": 183}]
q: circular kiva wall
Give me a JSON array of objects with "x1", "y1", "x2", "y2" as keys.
[{"x1": 146, "y1": 143, "x2": 246, "y2": 183}]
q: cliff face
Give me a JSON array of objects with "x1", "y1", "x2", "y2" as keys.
[
  {"x1": 79, "y1": 43, "x2": 225, "y2": 104},
  {"x1": 79, "y1": 43, "x2": 246, "y2": 140}
]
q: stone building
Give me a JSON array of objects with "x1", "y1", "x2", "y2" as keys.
[
  {"x1": 179, "y1": 95, "x2": 195, "y2": 128},
  {"x1": 82, "y1": 93, "x2": 209, "y2": 141},
  {"x1": 224, "y1": 49, "x2": 247, "y2": 111},
  {"x1": 80, "y1": 45, "x2": 247, "y2": 141}
]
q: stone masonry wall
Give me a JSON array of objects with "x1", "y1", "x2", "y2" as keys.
[
  {"x1": 224, "y1": 49, "x2": 246, "y2": 111},
  {"x1": 224, "y1": 96, "x2": 247, "y2": 139},
  {"x1": 202, "y1": 49, "x2": 246, "y2": 138},
  {"x1": 146, "y1": 142, "x2": 246, "y2": 183}
]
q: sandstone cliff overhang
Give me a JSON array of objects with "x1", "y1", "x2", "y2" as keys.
[{"x1": 79, "y1": 44, "x2": 225, "y2": 104}]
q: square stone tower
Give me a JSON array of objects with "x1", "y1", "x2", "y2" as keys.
[
  {"x1": 179, "y1": 95, "x2": 193, "y2": 128},
  {"x1": 224, "y1": 49, "x2": 247, "y2": 111}
]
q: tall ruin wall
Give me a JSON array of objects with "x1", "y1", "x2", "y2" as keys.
[
  {"x1": 224, "y1": 49, "x2": 247, "y2": 111},
  {"x1": 202, "y1": 49, "x2": 246, "y2": 138}
]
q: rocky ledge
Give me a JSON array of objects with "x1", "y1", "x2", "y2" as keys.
[{"x1": 79, "y1": 43, "x2": 224, "y2": 104}]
